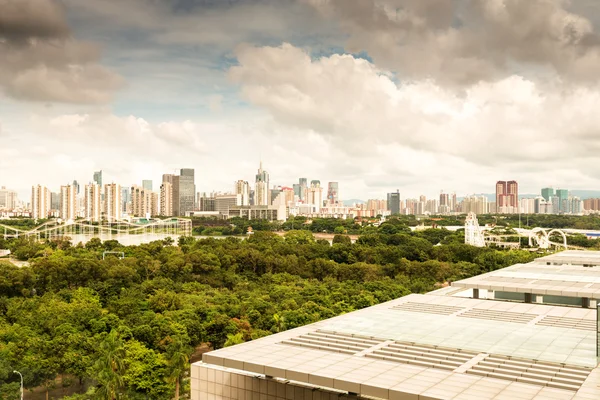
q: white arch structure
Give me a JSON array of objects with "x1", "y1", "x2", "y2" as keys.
[
  {"x1": 464, "y1": 214, "x2": 571, "y2": 250},
  {"x1": 0, "y1": 217, "x2": 192, "y2": 243}
]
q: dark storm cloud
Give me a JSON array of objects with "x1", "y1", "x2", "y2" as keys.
[
  {"x1": 0, "y1": 0, "x2": 69, "y2": 42},
  {"x1": 0, "y1": 0, "x2": 122, "y2": 103}
]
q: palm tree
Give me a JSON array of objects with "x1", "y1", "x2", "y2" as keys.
[
  {"x1": 165, "y1": 337, "x2": 191, "y2": 400},
  {"x1": 93, "y1": 330, "x2": 126, "y2": 400}
]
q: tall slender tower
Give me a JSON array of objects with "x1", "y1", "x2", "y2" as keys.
[
  {"x1": 496, "y1": 181, "x2": 507, "y2": 211},
  {"x1": 84, "y1": 183, "x2": 101, "y2": 222},
  {"x1": 103, "y1": 183, "x2": 122, "y2": 221},
  {"x1": 255, "y1": 161, "x2": 270, "y2": 206},
  {"x1": 31, "y1": 185, "x2": 51, "y2": 219},
  {"x1": 235, "y1": 180, "x2": 250, "y2": 206},
  {"x1": 60, "y1": 184, "x2": 77, "y2": 221}
]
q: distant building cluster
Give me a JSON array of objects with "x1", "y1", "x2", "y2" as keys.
[{"x1": 0, "y1": 174, "x2": 594, "y2": 221}]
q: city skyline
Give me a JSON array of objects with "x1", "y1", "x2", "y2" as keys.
[
  {"x1": 3, "y1": 166, "x2": 596, "y2": 206},
  {"x1": 4, "y1": 1, "x2": 600, "y2": 201}
]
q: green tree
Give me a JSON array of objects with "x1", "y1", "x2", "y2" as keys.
[{"x1": 92, "y1": 330, "x2": 126, "y2": 400}]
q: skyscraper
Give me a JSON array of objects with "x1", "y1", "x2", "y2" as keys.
[
  {"x1": 121, "y1": 187, "x2": 130, "y2": 213},
  {"x1": 556, "y1": 189, "x2": 569, "y2": 213},
  {"x1": 178, "y1": 168, "x2": 195, "y2": 216},
  {"x1": 496, "y1": 181, "x2": 507, "y2": 210},
  {"x1": 387, "y1": 190, "x2": 400, "y2": 215},
  {"x1": 59, "y1": 184, "x2": 77, "y2": 221},
  {"x1": 142, "y1": 180, "x2": 153, "y2": 191},
  {"x1": 93, "y1": 170, "x2": 102, "y2": 187},
  {"x1": 541, "y1": 187, "x2": 554, "y2": 202},
  {"x1": 103, "y1": 183, "x2": 122, "y2": 221},
  {"x1": 131, "y1": 185, "x2": 158, "y2": 217},
  {"x1": 0, "y1": 187, "x2": 18, "y2": 210},
  {"x1": 255, "y1": 162, "x2": 270, "y2": 206},
  {"x1": 298, "y1": 178, "x2": 307, "y2": 201},
  {"x1": 306, "y1": 181, "x2": 323, "y2": 211},
  {"x1": 507, "y1": 181, "x2": 518, "y2": 209},
  {"x1": 327, "y1": 182, "x2": 339, "y2": 205},
  {"x1": 72, "y1": 180, "x2": 80, "y2": 195},
  {"x1": 31, "y1": 185, "x2": 51, "y2": 219},
  {"x1": 496, "y1": 180, "x2": 518, "y2": 213},
  {"x1": 235, "y1": 180, "x2": 250, "y2": 206},
  {"x1": 160, "y1": 181, "x2": 173, "y2": 216},
  {"x1": 84, "y1": 183, "x2": 101, "y2": 222}
]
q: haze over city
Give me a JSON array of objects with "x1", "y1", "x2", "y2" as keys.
[{"x1": 4, "y1": 0, "x2": 600, "y2": 200}]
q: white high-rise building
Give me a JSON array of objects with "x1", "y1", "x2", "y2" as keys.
[
  {"x1": 60, "y1": 184, "x2": 78, "y2": 221},
  {"x1": 103, "y1": 183, "x2": 122, "y2": 221},
  {"x1": 306, "y1": 182, "x2": 323, "y2": 212},
  {"x1": 235, "y1": 180, "x2": 250, "y2": 206},
  {"x1": 131, "y1": 185, "x2": 158, "y2": 217},
  {"x1": 84, "y1": 183, "x2": 102, "y2": 222},
  {"x1": 255, "y1": 162, "x2": 270, "y2": 206},
  {"x1": 31, "y1": 185, "x2": 51, "y2": 219},
  {"x1": 0, "y1": 186, "x2": 18, "y2": 210},
  {"x1": 160, "y1": 181, "x2": 173, "y2": 216}
]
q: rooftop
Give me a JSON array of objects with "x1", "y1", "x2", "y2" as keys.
[
  {"x1": 198, "y1": 293, "x2": 600, "y2": 400},
  {"x1": 451, "y1": 262, "x2": 600, "y2": 299},
  {"x1": 536, "y1": 251, "x2": 600, "y2": 266}
]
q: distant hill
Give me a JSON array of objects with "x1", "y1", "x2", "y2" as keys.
[{"x1": 343, "y1": 199, "x2": 365, "y2": 206}]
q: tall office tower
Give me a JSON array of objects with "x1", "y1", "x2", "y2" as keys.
[
  {"x1": 50, "y1": 192, "x2": 60, "y2": 210},
  {"x1": 327, "y1": 182, "x2": 339, "y2": 205},
  {"x1": 556, "y1": 189, "x2": 569, "y2": 213},
  {"x1": 84, "y1": 183, "x2": 101, "y2": 222},
  {"x1": 103, "y1": 183, "x2": 122, "y2": 221},
  {"x1": 59, "y1": 185, "x2": 77, "y2": 221},
  {"x1": 0, "y1": 187, "x2": 18, "y2": 210},
  {"x1": 298, "y1": 178, "x2": 308, "y2": 201},
  {"x1": 72, "y1": 180, "x2": 80, "y2": 195},
  {"x1": 235, "y1": 180, "x2": 250, "y2": 206},
  {"x1": 306, "y1": 181, "x2": 323, "y2": 211},
  {"x1": 387, "y1": 190, "x2": 401, "y2": 215},
  {"x1": 293, "y1": 184, "x2": 301, "y2": 200},
  {"x1": 31, "y1": 185, "x2": 51, "y2": 219},
  {"x1": 495, "y1": 181, "x2": 507, "y2": 211},
  {"x1": 160, "y1": 181, "x2": 173, "y2": 216},
  {"x1": 439, "y1": 192, "x2": 449, "y2": 207},
  {"x1": 131, "y1": 185, "x2": 158, "y2": 217},
  {"x1": 121, "y1": 187, "x2": 130, "y2": 213},
  {"x1": 93, "y1": 170, "x2": 103, "y2": 186},
  {"x1": 255, "y1": 162, "x2": 270, "y2": 206},
  {"x1": 541, "y1": 187, "x2": 554, "y2": 202},
  {"x1": 178, "y1": 169, "x2": 195, "y2": 216},
  {"x1": 142, "y1": 180, "x2": 153, "y2": 191},
  {"x1": 507, "y1": 181, "x2": 518, "y2": 209}
]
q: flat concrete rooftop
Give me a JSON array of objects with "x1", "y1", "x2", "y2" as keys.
[
  {"x1": 197, "y1": 293, "x2": 600, "y2": 400},
  {"x1": 536, "y1": 251, "x2": 600, "y2": 266},
  {"x1": 452, "y1": 262, "x2": 600, "y2": 300}
]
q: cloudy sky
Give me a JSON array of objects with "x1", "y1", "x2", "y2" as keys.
[{"x1": 2, "y1": 0, "x2": 600, "y2": 201}]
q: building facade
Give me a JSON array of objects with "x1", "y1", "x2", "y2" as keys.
[
  {"x1": 160, "y1": 181, "x2": 173, "y2": 216},
  {"x1": 103, "y1": 183, "x2": 122, "y2": 221},
  {"x1": 387, "y1": 190, "x2": 400, "y2": 215},
  {"x1": 255, "y1": 162, "x2": 270, "y2": 206},
  {"x1": 59, "y1": 184, "x2": 77, "y2": 221},
  {"x1": 327, "y1": 182, "x2": 339, "y2": 205},
  {"x1": 84, "y1": 183, "x2": 101, "y2": 222},
  {"x1": 31, "y1": 185, "x2": 51, "y2": 219}
]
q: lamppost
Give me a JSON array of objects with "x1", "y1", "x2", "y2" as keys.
[{"x1": 13, "y1": 370, "x2": 23, "y2": 400}]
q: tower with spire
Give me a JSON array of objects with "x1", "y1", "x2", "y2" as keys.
[{"x1": 255, "y1": 161, "x2": 270, "y2": 206}]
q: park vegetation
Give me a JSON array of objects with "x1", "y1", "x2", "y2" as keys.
[{"x1": 0, "y1": 217, "x2": 548, "y2": 399}]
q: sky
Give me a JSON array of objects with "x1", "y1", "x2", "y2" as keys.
[{"x1": 2, "y1": 0, "x2": 600, "y2": 201}]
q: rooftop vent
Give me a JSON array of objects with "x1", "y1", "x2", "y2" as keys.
[
  {"x1": 391, "y1": 302, "x2": 465, "y2": 316},
  {"x1": 280, "y1": 330, "x2": 385, "y2": 355},
  {"x1": 365, "y1": 342, "x2": 478, "y2": 371},
  {"x1": 466, "y1": 354, "x2": 592, "y2": 392},
  {"x1": 458, "y1": 308, "x2": 537, "y2": 324},
  {"x1": 536, "y1": 315, "x2": 596, "y2": 331}
]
